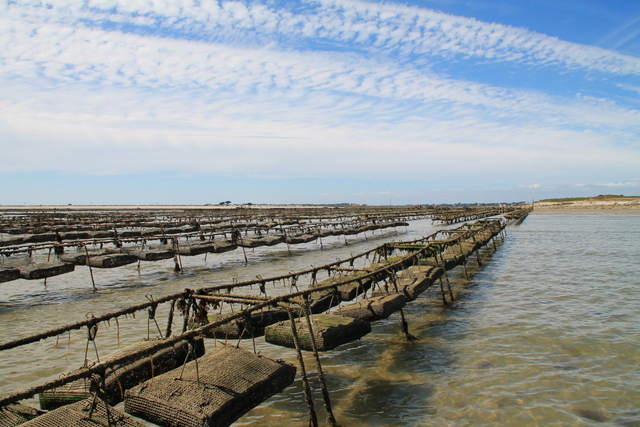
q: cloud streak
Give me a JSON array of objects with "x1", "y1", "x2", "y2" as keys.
[
  {"x1": 3, "y1": 15, "x2": 639, "y2": 130},
  {"x1": 5, "y1": 0, "x2": 640, "y2": 75},
  {"x1": 1, "y1": 0, "x2": 639, "y2": 203}
]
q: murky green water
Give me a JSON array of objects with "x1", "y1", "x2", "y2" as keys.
[{"x1": 1, "y1": 212, "x2": 639, "y2": 426}]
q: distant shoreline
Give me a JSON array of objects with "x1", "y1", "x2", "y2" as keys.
[
  {"x1": 533, "y1": 198, "x2": 640, "y2": 212},
  {"x1": 1, "y1": 199, "x2": 638, "y2": 212}
]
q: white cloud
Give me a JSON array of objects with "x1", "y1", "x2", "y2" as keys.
[
  {"x1": 3, "y1": 15, "x2": 639, "y2": 136},
  {"x1": 0, "y1": 0, "x2": 639, "y2": 197},
  {"x1": 5, "y1": 0, "x2": 640, "y2": 76},
  {"x1": 617, "y1": 84, "x2": 640, "y2": 94},
  {"x1": 596, "y1": 180, "x2": 639, "y2": 188},
  {"x1": 1, "y1": 78, "x2": 638, "y2": 186}
]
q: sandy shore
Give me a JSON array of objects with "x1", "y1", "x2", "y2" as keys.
[{"x1": 533, "y1": 199, "x2": 640, "y2": 212}]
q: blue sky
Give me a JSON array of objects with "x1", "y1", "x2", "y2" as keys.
[{"x1": 1, "y1": 0, "x2": 639, "y2": 205}]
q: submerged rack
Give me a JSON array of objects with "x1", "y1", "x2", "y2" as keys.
[
  {"x1": 504, "y1": 206, "x2": 533, "y2": 224},
  {"x1": 431, "y1": 206, "x2": 517, "y2": 224},
  {"x1": 0, "y1": 215, "x2": 508, "y2": 427},
  {"x1": 0, "y1": 215, "x2": 412, "y2": 286}
]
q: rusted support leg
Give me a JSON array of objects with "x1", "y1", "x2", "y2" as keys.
[
  {"x1": 399, "y1": 308, "x2": 418, "y2": 342},
  {"x1": 458, "y1": 242, "x2": 469, "y2": 280},
  {"x1": 439, "y1": 253, "x2": 455, "y2": 301},
  {"x1": 285, "y1": 307, "x2": 318, "y2": 427},
  {"x1": 438, "y1": 277, "x2": 448, "y2": 305},
  {"x1": 302, "y1": 301, "x2": 338, "y2": 427},
  {"x1": 84, "y1": 246, "x2": 96, "y2": 290}
]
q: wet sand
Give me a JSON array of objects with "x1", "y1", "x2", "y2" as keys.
[{"x1": 533, "y1": 198, "x2": 640, "y2": 212}]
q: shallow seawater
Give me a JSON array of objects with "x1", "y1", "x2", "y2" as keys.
[
  {"x1": 1, "y1": 213, "x2": 639, "y2": 426},
  {"x1": 238, "y1": 212, "x2": 640, "y2": 426}
]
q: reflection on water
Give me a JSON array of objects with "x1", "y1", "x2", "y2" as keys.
[{"x1": 1, "y1": 213, "x2": 640, "y2": 426}]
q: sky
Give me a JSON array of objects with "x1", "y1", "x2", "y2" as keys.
[{"x1": 1, "y1": 0, "x2": 639, "y2": 205}]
